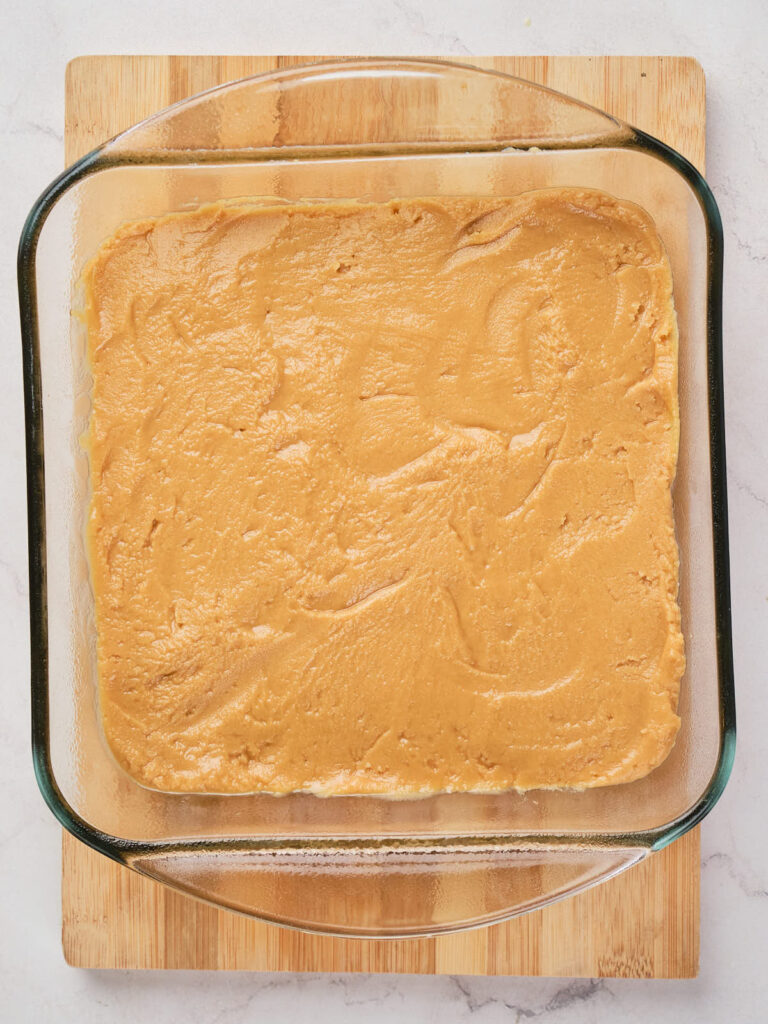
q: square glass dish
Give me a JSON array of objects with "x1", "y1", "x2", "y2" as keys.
[{"x1": 19, "y1": 59, "x2": 735, "y2": 936}]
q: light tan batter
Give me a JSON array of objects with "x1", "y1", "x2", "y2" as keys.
[{"x1": 84, "y1": 190, "x2": 684, "y2": 795}]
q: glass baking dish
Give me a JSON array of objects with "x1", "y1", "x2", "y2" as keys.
[{"x1": 19, "y1": 58, "x2": 735, "y2": 936}]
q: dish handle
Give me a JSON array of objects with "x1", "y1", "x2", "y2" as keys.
[{"x1": 130, "y1": 842, "x2": 646, "y2": 937}]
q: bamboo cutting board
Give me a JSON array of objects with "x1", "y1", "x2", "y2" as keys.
[{"x1": 62, "y1": 55, "x2": 704, "y2": 977}]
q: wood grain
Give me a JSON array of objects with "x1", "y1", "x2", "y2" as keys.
[
  {"x1": 62, "y1": 55, "x2": 704, "y2": 977},
  {"x1": 63, "y1": 829, "x2": 699, "y2": 975}
]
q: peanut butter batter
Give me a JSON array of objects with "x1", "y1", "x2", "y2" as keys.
[{"x1": 84, "y1": 190, "x2": 684, "y2": 795}]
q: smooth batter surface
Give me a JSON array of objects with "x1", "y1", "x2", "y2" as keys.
[{"x1": 84, "y1": 190, "x2": 684, "y2": 795}]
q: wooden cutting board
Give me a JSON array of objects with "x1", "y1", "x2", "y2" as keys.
[{"x1": 61, "y1": 54, "x2": 704, "y2": 977}]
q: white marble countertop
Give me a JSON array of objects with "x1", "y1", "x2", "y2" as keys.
[{"x1": 1, "y1": 1, "x2": 766, "y2": 1020}]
